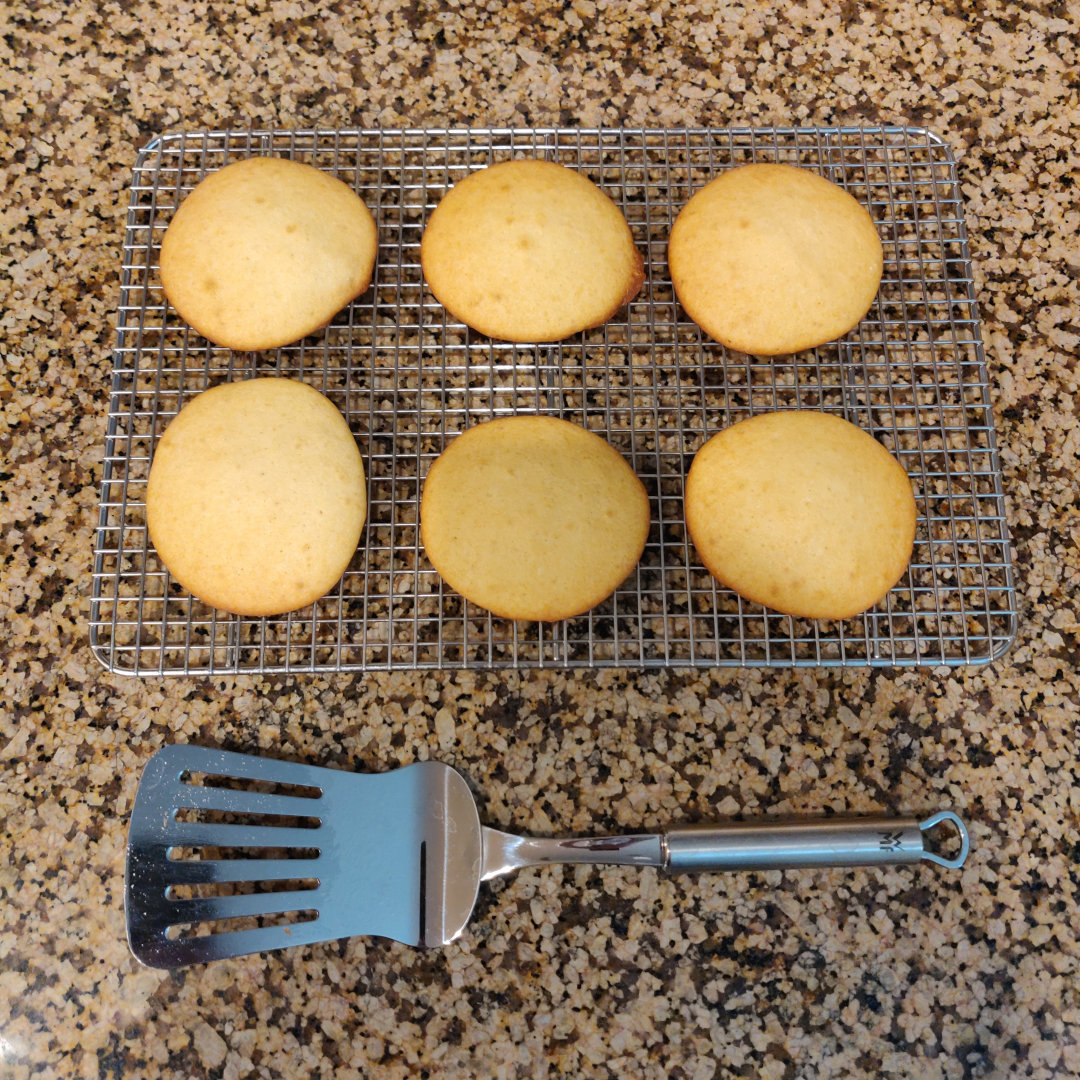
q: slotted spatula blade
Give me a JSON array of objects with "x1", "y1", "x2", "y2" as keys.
[{"x1": 125, "y1": 744, "x2": 482, "y2": 967}]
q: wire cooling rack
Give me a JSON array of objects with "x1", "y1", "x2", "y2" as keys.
[{"x1": 90, "y1": 126, "x2": 1017, "y2": 675}]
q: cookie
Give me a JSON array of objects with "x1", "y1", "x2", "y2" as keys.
[
  {"x1": 420, "y1": 416, "x2": 650, "y2": 621},
  {"x1": 420, "y1": 159, "x2": 644, "y2": 342},
  {"x1": 685, "y1": 411, "x2": 916, "y2": 620},
  {"x1": 146, "y1": 378, "x2": 366, "y2": 616},
  {"x1": 668, "y1": 162, "x2": 883, "y2": 355},
  {"x1": 160, "y1": 156, "x2": 377, "y2": 350}
]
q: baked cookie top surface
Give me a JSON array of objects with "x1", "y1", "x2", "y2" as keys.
[
  {"x1": 160, "y1": 156, "x2": 377, "y2": 351},
  {"x1": 668, "y1": 162, "x2": 883, "y2": 356},
  {"x1": 420, "y1": 415, "x2": 650, "y2": 621},
  {"x1": 685, "y1": 410, "x2": 916, "y2": 620},
  {"x1": 420, "y1": 159, "x2": 643, "y2": 342},
  {"x1": 146, "y1": 377, "x2": 366, "y2": 616}
]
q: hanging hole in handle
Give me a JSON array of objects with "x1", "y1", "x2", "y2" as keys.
[{"x1": 918, "y1": 811, "x2": 970, "y2": 868}]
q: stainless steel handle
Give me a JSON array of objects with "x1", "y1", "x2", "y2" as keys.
[
  {"x1": 480, "y1": 811, "x2": 969, "y2": 881},
  {"x1": 663, "y1": 811, "x2": 969, "y2": 872}
]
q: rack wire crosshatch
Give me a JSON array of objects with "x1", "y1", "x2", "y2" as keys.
[{"x1": 90, "y1": 126, "x2": 1018, "y2": 676}]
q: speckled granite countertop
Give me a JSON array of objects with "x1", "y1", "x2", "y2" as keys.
[{"x1": 2, "y1": 2, "x2": 1078, "y2": 1077}]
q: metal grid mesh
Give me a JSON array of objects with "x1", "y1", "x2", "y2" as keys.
[{"x1": 90, "y1": 126, "x2": 1017, "y2": 675}]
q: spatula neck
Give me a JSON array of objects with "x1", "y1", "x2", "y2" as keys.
[{"x1": 480, "y1": 827, "x2": 664, "y2": 881}]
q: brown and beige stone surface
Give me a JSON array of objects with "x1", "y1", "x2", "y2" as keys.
[{"x1": 1, "y1": 2, "x2": 1078, "y2": 1077}]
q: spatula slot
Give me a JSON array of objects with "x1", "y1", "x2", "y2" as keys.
[
  {"x1": 166, "y1": 846, "x2": 321, "y2": 862},
  {"x1": 173, "y1": 807, "x2": 322, "y2": 829},
  {"x1": 167, "y1": 877, "x2": 320, "y2": 900},
  {"x1": 179, "y1": 770, "x2": 322, "y2": 800},
  {"x1": 164, "y1": 908, "x2": 319, "y2": 941}
]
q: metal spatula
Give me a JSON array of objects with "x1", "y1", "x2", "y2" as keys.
[{"x1": 125, "y1": 744, "x2": 969, "y2": 968}]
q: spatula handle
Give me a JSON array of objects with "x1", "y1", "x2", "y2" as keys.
[
  {"x1": 481, "y1": 811, "x2": 968, "y2": 881},
  {"x1": 663, "y1": 811, "x2": 968, "y2": 871}
]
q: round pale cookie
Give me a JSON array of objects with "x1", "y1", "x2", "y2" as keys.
[
  {"x1": 420, "y1": 159, "x2": 644, "y2": 342},
  {"x1": 160, "y1": 157, "x2": 377, "y2": 350},
  {"x1": 146, "y1": 378, "x2": 367, "y2": 616},
  {"x1": 669, "y1": 162, "x2": 883, "y2": 355},
  {"x1": 685, "y1": 411, "x2": 916, "y2": 620},
  {"x1": 420, "y1": 416, "x2": 650, "y2": 621}
]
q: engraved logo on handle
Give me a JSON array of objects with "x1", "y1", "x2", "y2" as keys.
[{"x1": 878, "y1": 830, "x2": 903, "y2": 851}]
